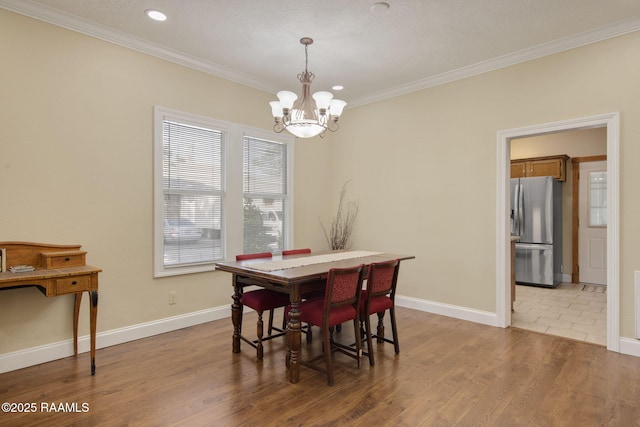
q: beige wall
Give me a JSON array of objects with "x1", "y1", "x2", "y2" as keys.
[
  {"x1": 2, "y1": 7, "x2": 640, "y2": 362},
  {"x1": 512, "y1": 128, "x2": 607, "y2": 278},
  {"x1": 332, "y1": 31, "x2": 640, "y2": 337},
  {"x1": 0, "y1": 9, "x2": 332, "y2": 355}
]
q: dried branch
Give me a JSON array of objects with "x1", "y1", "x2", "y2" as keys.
[{"x1": 320, "y1": 181, "x2": 359, "y2": 250}]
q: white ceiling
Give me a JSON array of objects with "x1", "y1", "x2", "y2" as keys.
[{"x1": 3, "y1": 0, "x2": 640, "y2": 106}]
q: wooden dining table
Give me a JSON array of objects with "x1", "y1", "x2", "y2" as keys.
[{"x1": 214, "y1": 250, "x2": 414, "y2": 383}]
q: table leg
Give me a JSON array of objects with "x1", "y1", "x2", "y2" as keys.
[
  {"x1": 89, "y1": 290, "x2": 98, "y2": 375},
  {"x1": 231, "y1": 275, "x2": 242, "y2": 353},
  {"x1": 286, "y1": 285, "x2": 302, "y2": 383},
  {"x1": 73, "y1": 293, "x2": 82, "y2": 356}
]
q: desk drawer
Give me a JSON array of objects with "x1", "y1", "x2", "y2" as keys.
[
  {"x1": 56, "y1": 276, "x2": 91, "y2": 294},
  {"x1": 41, "y1": 251, "x2": 86, "y2": 269}
]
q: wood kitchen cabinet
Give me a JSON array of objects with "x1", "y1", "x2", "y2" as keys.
[{"x1": 510, "y1": 154, "x2": 569, "y2": 181}]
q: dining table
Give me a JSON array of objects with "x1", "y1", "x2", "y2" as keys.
[{"x1": 214, "y1": 250, "x2": 415, "y2": 383}]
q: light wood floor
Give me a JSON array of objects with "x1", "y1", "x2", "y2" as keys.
[{"x1": 1, "y1": 308, "x2": 639, "y2": 426}]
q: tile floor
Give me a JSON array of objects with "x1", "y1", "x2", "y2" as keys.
[{"x1": 511, "y1": 282, "x2": 607, "y2": 346}]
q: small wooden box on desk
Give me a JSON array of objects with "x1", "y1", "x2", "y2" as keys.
[{"x1": 0, "y1": 242, "x2": 101, "y2": 375}]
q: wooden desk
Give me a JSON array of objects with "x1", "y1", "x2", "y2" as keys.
[
  {"x1": 214, "y1": 251, "x2": 414, "y2": 383},
  {"x1": 0, "y1": 242, "x2": 101, "y2": 375}
]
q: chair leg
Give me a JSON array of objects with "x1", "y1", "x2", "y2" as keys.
[
  {"x1": 267, "y1": 308, "x2": 275, "y2": 335},
  {"x1": 376, "y1": 312, "x2": 387, "y2": 343},
  {"x1": 363, "y1": 315, "x2": 375, "y2": 366},
  {"x1": 256, "y1": 311, "x2": 264, "y2": 360},
  {"x1": 353, "y1": 318, "x2": 362, "y2": 369},
  {"x1": 389, "y1": 307, "x2": 400, "y2": 354},
  {"x1": 306, "y1": 324, "x2": 313, "y2": 343},
  {"x1": 323, "y1": 327, "x2": 334, "y2": 386}
]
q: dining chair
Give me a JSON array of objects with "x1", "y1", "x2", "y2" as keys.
[
  {"x1": 360, "y1": 259, "x2": 401, "y2": 366},
  {"x1": 282, "y1": 248, "x2": 311, "y2": 256},
  {"x1": 236, "y1": 252, "x2": 290, "y2": 360},
  {"x1": 299, "y1": 264, "x2": 365, "y2": 386}
]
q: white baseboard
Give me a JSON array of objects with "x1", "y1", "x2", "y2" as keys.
[
  {"x1": 395, "y1": 295, "x2": 499, "y2": 327},
  {"x1": 3, "y1": 295, "x2": 638, "y2": 374},
  {"x1": 619, "y1": 337, "x2": 640, "y2": 357},
  {"x1": 0, "y1": 305, "x2": 230, "y2": 375}
]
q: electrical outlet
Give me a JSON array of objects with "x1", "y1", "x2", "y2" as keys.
[{"x1": 169, "y1": 290, "x2": 176, "y2": 305}]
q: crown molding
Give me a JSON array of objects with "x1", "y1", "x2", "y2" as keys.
[
  {"x1": 0, "y1": 0, "x2": 278, "y2": 94},
  {"x1": 349, "y1": 17, "x2": 640, "y2": 107},
  {"x1": 2, "y1": 0, "x2": 638, "y2": 107}
]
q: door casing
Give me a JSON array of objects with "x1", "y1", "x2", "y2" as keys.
[{"x1": 496, "y1": 112, "x2": 620, "y2": 352}]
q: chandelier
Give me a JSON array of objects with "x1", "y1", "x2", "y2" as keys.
[{"x1": 269, "y1": 37, "x2": 347, "y2": 139}]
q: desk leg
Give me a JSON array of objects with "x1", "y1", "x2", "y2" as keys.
[
  {"x1": 286, "y1": 285, "x2": 301, "y2": 384},
  {"x1": 231, "y1": 275, "x2": 242, "y2": 353},
  {"x1": 90, "y1": 290, "x2": 98, "y2": 375},
  {"x1": 72, "y1": 290, "x2": 98, "y2": 375},
  {"x1": 73, "y1": 293, "x2": 82, "y2": 356}
]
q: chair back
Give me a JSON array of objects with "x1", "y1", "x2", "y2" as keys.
[
  {"x1": 365, "y1": 259, "x2": 400, "y2": 300},
  {"x1": 236, "y1": 252, "x2": 272, "y2": 261},
  {"x1": 324, "y1": 264, "x2": 365, "y2": 309},
  {"x1": 282, "y1": 248, "x2": 311, "y2": 256}
]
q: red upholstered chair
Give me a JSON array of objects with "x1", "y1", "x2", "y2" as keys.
[
  {"x1": 360, "y1": 259, "x2": 401, "y2": 366},
  {"x1": 235, "y1": 252, "x2": 273, "y2": 261},
  {"x1": 282, "y1": 248, "x2": 311, "y2": 256},
  {"x1": 236, "y1": 252, "x2": 290, "y2": 360},
  {"x1": 299, "y1": 264, "x2": 365, "y2": 386}
]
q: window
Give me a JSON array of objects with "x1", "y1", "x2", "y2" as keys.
[
  {"x1": 589, "y1": 171, "x2": 607, "y2": 227},
  {"x1": 243, "y1": 136, "x2": 288, "y2": 253},
  {"x1": 154, "y1": 107, "x2": 293, "y2": 277}
]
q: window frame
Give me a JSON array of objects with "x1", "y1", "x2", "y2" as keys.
[{"x1": 153, "y1": 106, "x2": 294, "y2": 277}]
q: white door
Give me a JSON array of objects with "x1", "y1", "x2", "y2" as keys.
[{"x1": 578, "y1": 160, "x2": 607, "y2": 285}]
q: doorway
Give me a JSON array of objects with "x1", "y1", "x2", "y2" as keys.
[
  {"x1": 509, "y1": 133, "x2": 607, "y2": 345},
  {"x1": 496, "y1": 113, "x2": 620, "y2": 352}
]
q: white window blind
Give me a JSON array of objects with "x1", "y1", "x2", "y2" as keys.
[
  {"x1": 243, "y1": 136, "x2": 288, "y2": 254},
  {"x1": 154, "y1": 106, "x2": 293, "y2": 276},
  {"x1": 161, "y1": 119, "x2": 224, "y2": 270}
]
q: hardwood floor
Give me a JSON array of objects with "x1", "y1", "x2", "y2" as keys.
[{"x1": 1, "y1": 308, "x2": 639, "y2": 426}]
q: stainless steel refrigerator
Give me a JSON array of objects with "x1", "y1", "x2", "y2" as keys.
[{"x1": 510, "y1": 176, "x2": 562, "y2": 287}]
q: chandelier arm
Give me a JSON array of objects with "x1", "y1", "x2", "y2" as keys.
[
  {"x1": 273, "y1": 122, "x2": 285, "y2": 133},
  {"x1": 326, "y1": 121, "x2": 339, "y2": 133}
]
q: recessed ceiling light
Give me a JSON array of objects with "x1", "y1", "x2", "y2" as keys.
[
  {"x1": 332, "y1": 85, "x2": 344, "y2": 91},
  {"x1": 145, "y1": 9, "x2": 167, "y2": 22}
]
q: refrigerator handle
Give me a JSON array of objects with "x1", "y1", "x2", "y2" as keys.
[
  {"x1": 518, "y1": 183, "x2": 524, "y2": 236},
  {"x1": 512, "y1": 183, "x2": 519, "y2": 235},
  {"x1": 510, "y1": 196, "x2": 515, "y2": 235}
]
